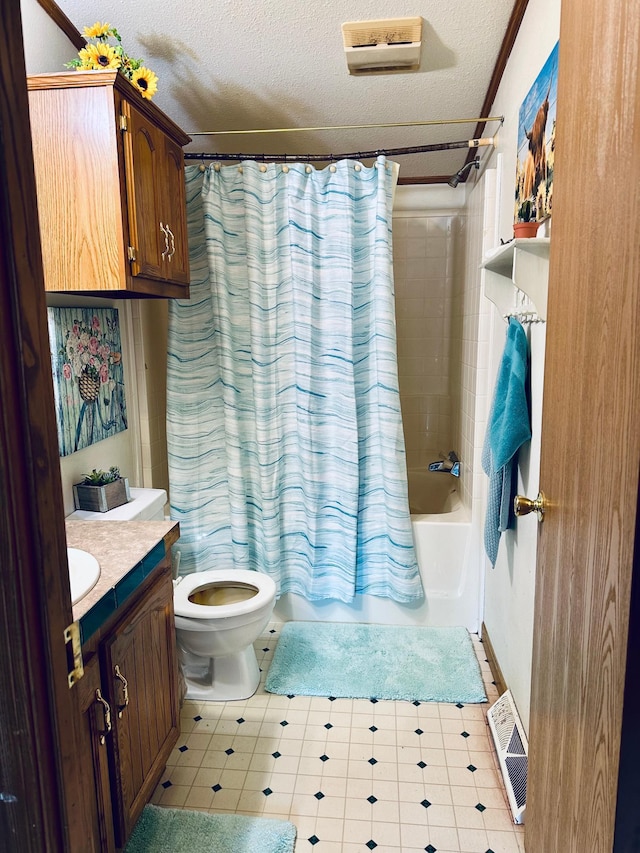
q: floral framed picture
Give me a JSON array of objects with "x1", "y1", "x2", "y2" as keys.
[
  {"x1": 515, "y1": 40, "x2": 559, "y2": 225},
  {"x1": 47, "y1": 307, "x2": 128, "y2": 457}
]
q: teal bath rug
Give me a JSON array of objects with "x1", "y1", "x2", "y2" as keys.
[
  {"x1": 265, "y1": 622, "x2": 487, "y2": 703},
  {"x1": 124, "y1": 805, "x2": 296, "y2": 853}
]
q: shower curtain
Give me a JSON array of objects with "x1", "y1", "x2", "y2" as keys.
[{"x1": 167, "y1": 158, "x2": 422, "y2": 603}]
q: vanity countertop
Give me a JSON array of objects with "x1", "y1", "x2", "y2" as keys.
[{"x1": 66, "y1": 519, "x2": 180, "y2": 633}]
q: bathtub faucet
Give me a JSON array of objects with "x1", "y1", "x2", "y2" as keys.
[{"x1": 428, "y1": 451, "x2": 460, "y2": 477}]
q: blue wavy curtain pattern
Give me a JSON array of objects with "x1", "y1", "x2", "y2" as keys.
[{"x1": 167, "y1": 158, "x2": 422, "y2": 603}]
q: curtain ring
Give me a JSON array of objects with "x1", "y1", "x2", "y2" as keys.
[
  {"x1": 282, "y1": 165, "x2": 289, "y2": 173},
  {"x1": 214, "y1": 163, "x2": 221, "y2": 172},
  {"x1": 259, "y1": 165, "x2": 267, "y2": 172},
  {"x1": 238, "y1": 165, "x2": 243, "y2": 174},
  {"x1": 354, "y1": 163, "x2": 362, "y2": 172},
  {"x1": 329, "y1": 164, "x2": 337, "y2": 173}
]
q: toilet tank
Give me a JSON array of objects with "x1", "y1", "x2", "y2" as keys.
[{"x1": 67, "y1": 487, "x2": 167, "y2": 521}]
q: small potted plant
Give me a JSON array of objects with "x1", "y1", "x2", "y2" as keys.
[
  {"x1": 514, "y1": 199, "x2": 540, "y2": 238},
  {"x1": 73, "y1": 466, "x2": 131, "y2": 512}
]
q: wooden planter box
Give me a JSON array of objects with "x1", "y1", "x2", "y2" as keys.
[{"x1": 73, "y1": 477, "x2": 131, "y2": 513}]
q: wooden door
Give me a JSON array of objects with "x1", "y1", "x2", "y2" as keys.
[
  {"x1": 161, "y1": 134, "x2": 190, "y2": 286},
  {"x1": 121, "y1": 99, "x2": 165, "y2": 282},
  {"x1": 103, "y1": 568, "x2": 179, "y2": 846},
  {"x1": 526, "y1": 0, "x2": 640, "y2": 850},
  {"x1": 0, "y1": 2, "x2": 90, "y2": 849}
]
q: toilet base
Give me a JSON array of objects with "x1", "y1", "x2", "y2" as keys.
[{"x1": 181, "y1": 644, "x2": 261, "y2": 702}]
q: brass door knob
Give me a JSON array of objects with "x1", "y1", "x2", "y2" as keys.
[{"x1": 514, "y1": 491, "x2": 547, "y2": 522}]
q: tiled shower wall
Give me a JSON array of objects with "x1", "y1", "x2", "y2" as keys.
[
  {"x1": 392, "y1": 213, "x2": 460, "y2": 472},
  {"x1": 450, "y1": 170, "x2": 496, "y2": 510}
]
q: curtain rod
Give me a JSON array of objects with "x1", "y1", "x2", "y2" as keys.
[
  {"x1": 186, "y1": 115, "x2": 504, "y2": 136},
  {"x1": 184, "y1": 136, "x2": 497, "y2": 164}
]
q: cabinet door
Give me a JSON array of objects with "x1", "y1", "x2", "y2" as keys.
[
  {"x1": 74, "y1": 653, "x2": 116, "y2": 853},
  {"x1": 121, "y1": 101, "x2": 166, "y2": 282},
  {"x1": 103, "y1": 569, "x2": 180, "y2": 846},
  {"x1": 161, "y1": 135, "x2": 190, "y2": 286}
]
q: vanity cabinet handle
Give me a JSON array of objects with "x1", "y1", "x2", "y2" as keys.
[
  {"x1": 160, "y1": 222, "x2": 169, "y2": 260},
  {"x1": 114, "y1": 665, "x2": 130, "y2": 718},
  {"x1": 95, "y1": 689, "x2": 112, "y2": 745}
]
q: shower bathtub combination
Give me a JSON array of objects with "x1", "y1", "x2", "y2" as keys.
[{"x1": 274, "y1": 465, "x2": 479, "y2": 631}]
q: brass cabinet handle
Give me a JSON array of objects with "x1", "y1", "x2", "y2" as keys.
[
  {"x1": 514, "y1": 491, "x2": 547, "y2": 522},
  {"x1": 95, "y1": 688, "x2": 112, "y2": 745},
  {"x1": 114, "y1": 665, "x2": 130, "y2": 718},
  {"x1": 160, "y1": 222, "x2": 170, "y2": 260},
  {"x1": 166, "y1": 225, "x2": 176, "y2": 261}
]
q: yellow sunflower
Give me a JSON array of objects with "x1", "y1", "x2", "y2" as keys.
[
  {"x1": 131, "y1": 67, "x2": 158, "y2": 100},
  {"x1": 80, "y1": 43, "x2": 121, "y2": 70},
  {"x1": 76, "y1": 47, "x2": 96, "y2": 70},
  {"x1": 82, "y1": 22, "x2": 112, "y2": 40}
]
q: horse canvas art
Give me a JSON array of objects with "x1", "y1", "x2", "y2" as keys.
[{"x1": 515, "y1": 41, "x2": 559, "y2": 225}]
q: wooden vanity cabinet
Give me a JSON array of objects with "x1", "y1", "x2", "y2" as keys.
[
  {"x1": 26, "y1": 70, "x2": 191, "y2": 298},
  {"x1": 74, "y1": 653, "x2": 117, "y2": 853},
  {"x1": 102, "y1": 567, "x2": 180, "y2": 846},
  {"x1": 77, "y1": 559, "x2": 179, "y2": 851}
]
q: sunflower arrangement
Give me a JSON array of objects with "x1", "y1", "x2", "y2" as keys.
[{"x1": 65, "y1": 22, "x2": 158, "y2": 100}]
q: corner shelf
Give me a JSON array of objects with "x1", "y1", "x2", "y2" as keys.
[{"x1": 481, "y1": 237, "x2": 550, "y2": 320}]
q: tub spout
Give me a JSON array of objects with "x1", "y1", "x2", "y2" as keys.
[
  {"x1": 448, "y1": 451, "x2": 460, "y2": 477},
  {"x1": 428, "y1": 451, "x2": 460, "y2": 477}
]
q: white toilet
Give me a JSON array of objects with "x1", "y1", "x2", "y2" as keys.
[
  {"x1": 70, "y1": 487, "x2": 276, "y2": 701},
  {"x1": 173, "y1": 569, "x2": 276, "y2": 702}
]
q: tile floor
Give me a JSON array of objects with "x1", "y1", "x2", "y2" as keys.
[{"x1": 152, "y1": 623, "x2": 525, "y2": 853}]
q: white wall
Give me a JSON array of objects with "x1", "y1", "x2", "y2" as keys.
[
  {"x1": 20, "y1": 0, "x2": 76, "y2": 72},
  {"x1": 451, "y1": 166, "x2": 497, "y2": 647},
  {"x1": 473, "y1": 0, "x2": 561, "y2": 732}
]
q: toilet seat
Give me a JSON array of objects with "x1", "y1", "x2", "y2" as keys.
[{"x1": 174, "y1": 569, "x2": 276, "y2": 619}]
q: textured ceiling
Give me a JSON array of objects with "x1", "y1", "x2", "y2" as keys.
[{"x1": 59, "y1": 0, "x2": 515, "y2": 180}]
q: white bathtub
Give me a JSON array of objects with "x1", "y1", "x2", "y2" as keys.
[{"x1": 274, "y1": 467, "x2": 478, "y2": 630}]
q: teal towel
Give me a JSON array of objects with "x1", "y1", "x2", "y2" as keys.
[{"x1": 482, "y1": 318, "x2": 531, "y2": 565}]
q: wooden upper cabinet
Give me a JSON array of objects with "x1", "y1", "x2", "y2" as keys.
[
  {"x1": 27, "y1": 71, "x2": 191, "y2": 298},
  {"x1": 121, "y1": 100, "x2": 165, "y2": 282},
  {"x1": 161, "y1": 135, "x2": 190, "y2": 284}
]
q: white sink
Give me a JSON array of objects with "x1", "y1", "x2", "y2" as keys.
[{"x1": 67, "y1": 547, "x2": 101, "y2": 605}]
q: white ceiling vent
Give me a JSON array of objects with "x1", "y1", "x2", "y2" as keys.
[{"x1": 341, "y1": 17, "x2": 422, "y2": 75}]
